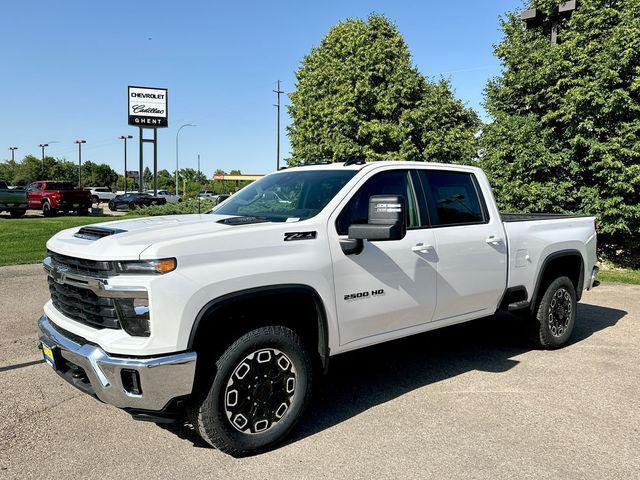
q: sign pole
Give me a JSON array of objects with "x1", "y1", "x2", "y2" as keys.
[
  {"x1": 153, "y1": 128, "x2": 158, "y2": 195},
  {"x1": 138, "y1": 127, "x2": 144, "y2": 193}
]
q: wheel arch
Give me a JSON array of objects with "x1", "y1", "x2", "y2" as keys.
[
  {"x1": 188, "y1": 284, "x2": 330, "y2": 372},
  {"x1": 530, "y1": 249, "x2": 585, "y2": 313}
]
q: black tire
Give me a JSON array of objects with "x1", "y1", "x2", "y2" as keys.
[
  {"x1": 42, "y1": 201, "x2": 55, "y2": 217},
  {"x1": 10, "y1": 209, "x2": 26, "y2": 218},
  {"x1": 91, "y1": 195, "x2": 99, "y2": 204},
  {"x1": 128, "y1": 201, "x2": 137, "y2": 210},
  {"x1": 77, "y1": 208, "x2": 89, "y2": 216},
  {"x1": 190, "y1": 326, "x2": 313, "y2": 456},
  {"x1": 531, "y1": 276, "x2": 577, "y2": 349}
]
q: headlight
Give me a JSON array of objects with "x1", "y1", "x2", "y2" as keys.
[
  {"x1": 116, "y1": 258, "x2": 176, "y2": 274},
  {"x1": 115, "y1": 298, "x2": 150, "y2": 337}
]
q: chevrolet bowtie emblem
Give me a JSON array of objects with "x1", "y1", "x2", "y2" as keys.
[{"x1": 51, "y1": 265, "x2": 69, "y2": 284}]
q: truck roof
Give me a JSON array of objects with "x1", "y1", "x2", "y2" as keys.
[{"x1": 282, "y1": 160, "x2": 482, "y2": 173}]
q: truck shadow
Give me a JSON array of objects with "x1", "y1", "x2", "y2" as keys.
[
  {"x1": 162, "y1": 302, "x2": 625, "y2": 450},
  {"x1": 288, "y1": 302, "x2": 626, "y2": 445}
]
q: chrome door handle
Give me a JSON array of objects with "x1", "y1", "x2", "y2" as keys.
[
  {"x1": 411, "y1": 243, "x2": 433, "y2": 253},
  {"x1": 485, "y1": 235, "x2": 502, "y2": 245}
]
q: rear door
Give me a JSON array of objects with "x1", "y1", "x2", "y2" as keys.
[
  {"x1": 416, "y1": 169, "x2": 507, "y2": 321},
  {"x1": 329, "y1": 168, "x2": 438, "y2": 346}
]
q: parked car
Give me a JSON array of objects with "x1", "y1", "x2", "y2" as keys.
[
  {"x1": 86, "y1": 187, "x2": 117, "y2": 204},
  {"x1": 198, "y1": 190, "x2": 214, "y2": 198},
  {"x1": 39, "y1": 161, "x2": 598, "y2": 456},
  {"x1": 0, "y1": 180, "x2": 28, "y2": 218},
  {"x1": 145, "y1": 189, "x2": 182, "y2": 203},
  {"x1": 211, "y1": 193, "x2": 230, "y2": 205},
  {"x1": 27, "y1": 181, "x2": 92, "y2": 217},
  {"x1": 108, "y1": 192, "x2": 167, "y2": 211}
]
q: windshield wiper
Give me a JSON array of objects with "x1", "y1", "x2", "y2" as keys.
[{"x1": 216, "y1": 215, "x2": 271, "y2": 226}]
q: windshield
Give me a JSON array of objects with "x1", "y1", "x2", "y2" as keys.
[{"x1": 211, "y1": 170, "x2": 356, "y2": 222}]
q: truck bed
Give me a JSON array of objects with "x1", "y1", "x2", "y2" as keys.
[{"x1": 501, "y1": 212, "x2": 592, "y2": 222}]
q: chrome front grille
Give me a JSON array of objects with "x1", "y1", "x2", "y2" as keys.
[
  {"x1": 47, "y1": 249, "x2": 116, "y2": 277},
  {"x1": 48, "y1": 276, "x2": 120, "y2": 329}
]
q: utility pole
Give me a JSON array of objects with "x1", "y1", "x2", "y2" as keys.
[
  {"x1": 74, "y1": 139, "x2": 86, "y2": 187},
  {"x1": 521, "y1": 0, "x2": 577, "y2": 44},
  {"x1": 9, "y1": 146, "x2": 18, "y2": 162},
  {"x1": 197, "y1": 153, "x2": 201, "y2": 214},
  {"x1": 176, "y1": 124, "x2": 196, "y2": 196},
  {"x1": 39, "y1": 143, "x2": 49, "y2": 177},
  {"x1": 273, "y1": 80, "x2": 283, "y2": 171},
  {"x1": 119, "y1": 135, "x2": 133, "y2": 192}
]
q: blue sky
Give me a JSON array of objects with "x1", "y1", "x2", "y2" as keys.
[{"x1": 1, "y1": 0, "x2": 522, "y2": 177}]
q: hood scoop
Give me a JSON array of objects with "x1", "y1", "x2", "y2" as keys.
[{"x1": 74, "y1": 226, "x2": 126, "y2": 241}]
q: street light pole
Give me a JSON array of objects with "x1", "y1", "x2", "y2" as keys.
[
  {"x1": 119, "y1": 135, "x2": 133, "y2": 193},
  {"x1": 39, "y1": 143, "x2": 49, "y2": 177},
  {"x1": 9, "y1": 146, "x2": 18, "y2": 162},
  {"x1": 175, "y1": 123, "x2": 196, "y2": 196},
  {"x1": 74, "y1": 139, "x2": 86, "y2": 187},
  {"x1": 273, "y1": 80, "x2": 284, "y2": 171}
]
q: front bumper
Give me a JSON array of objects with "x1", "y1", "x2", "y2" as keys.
[
  {"x1": 587, "y1": 266, "x2": 600, "y2": 290},
  {"x1": 38, "y1": 314, "x2": 197, "y2": 411}
]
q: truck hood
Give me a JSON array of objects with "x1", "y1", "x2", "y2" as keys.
[{"x1": 46, "y1": 214, "x2": 243, "y2": 260}]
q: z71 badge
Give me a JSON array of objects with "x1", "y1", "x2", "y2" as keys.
[{"x1": 344, "y1": 289, "x2": 384, "y2": 301}]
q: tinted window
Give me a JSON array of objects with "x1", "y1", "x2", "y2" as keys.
[
  {"x1": 419, "y1": 171, "x2": 485, "y2": 226},
  {"x1": 336, "y1": 170, "x2": 419, "y2": 235},
  {"x1": 45, "y1": 182, "x2": 75, "y2": 190},
  {"x1": 213, "y1": 170, "x2": 356, "y2": 222}
]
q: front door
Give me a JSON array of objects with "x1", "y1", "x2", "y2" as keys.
[{"x1": 329, "y1": 168, "x2": 438, "y2": 347}]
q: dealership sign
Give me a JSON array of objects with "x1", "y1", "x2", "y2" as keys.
[{"x1": 128, "y1": 86, "x2": 168, "y2": 128}]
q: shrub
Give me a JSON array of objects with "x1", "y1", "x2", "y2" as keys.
[{"x1": 128, "y1": 199, "x2": 216, "y2": 216}]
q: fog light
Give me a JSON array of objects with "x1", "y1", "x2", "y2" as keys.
[
  {"x1": 115, "y1": 298, "x2": 150, "y2": 337},
  {"x1": 121, "y1": 369, "x2": 142, "y2": 395}
]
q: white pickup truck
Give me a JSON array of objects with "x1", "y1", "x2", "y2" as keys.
[{"x1": 38, "y1": 161, "x2": 598, "y2": 456}]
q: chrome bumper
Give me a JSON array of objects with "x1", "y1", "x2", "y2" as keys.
[
  {"x1": 37, "y1": 315, "x2": 197, "y2": 411},
  {"x1": 587, "y1": 266, "x2": 600, "y2": 290}
]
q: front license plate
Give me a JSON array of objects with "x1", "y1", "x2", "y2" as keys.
[{"x1": 41, "y1": 342, "x2": 55, "y2": 368}]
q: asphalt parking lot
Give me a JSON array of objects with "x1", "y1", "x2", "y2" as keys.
[{"x1": 1, "y1": 264, "x2": 638, "y2": 479}]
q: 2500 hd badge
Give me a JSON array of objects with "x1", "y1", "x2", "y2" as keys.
[{"x1": 344, "y1": 289, "x2": 385, "y2": 301}]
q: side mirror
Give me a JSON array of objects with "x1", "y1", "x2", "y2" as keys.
[{"x1": 341, "y1": 195, "x2": 407, "y2": 255}]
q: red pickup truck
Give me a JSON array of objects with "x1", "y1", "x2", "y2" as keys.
[{"x1": 26, "y1": 181, "x2": 92, "y2": 217}]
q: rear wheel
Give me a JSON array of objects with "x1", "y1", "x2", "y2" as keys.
[
  {"x1": 77, "y1": 208, "x2": 89, "y2": 216},
  {"x1": 190, "y1": 326, "x2": 313, "y2": 456},
  {"x1": 531, "y1": 276, "x2": 577, "y2": 349},
  {"x1": 128, "y1": 201, "x2": 137, "y2": 210},
  {"x1": 91, "y1": 195, "x2": 99, "y2": 204},
  {"x1": 9, "y1": 209, "x2": 27, "y2": 218}
]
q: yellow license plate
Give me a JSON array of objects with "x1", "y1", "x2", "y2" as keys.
[{"x1": 42, "y1": 343, "x2": 55, "y2": 368}]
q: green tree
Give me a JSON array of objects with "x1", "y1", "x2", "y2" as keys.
[
  {"x1": 481, "y1": 0, "x2": 640, "y2": 262},
  {"x1": 287, "y1": 14, "x2": 479, "y2": 165}
]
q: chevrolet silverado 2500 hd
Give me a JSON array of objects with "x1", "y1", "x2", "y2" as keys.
[{"x1": 38, "y1": 161, "x2": 598, "y2": 455}]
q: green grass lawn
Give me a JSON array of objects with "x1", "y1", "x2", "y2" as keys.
[
  {"x1": 598, "y1": 267, "x2": 640, "y2": 285},
  {"x1": 0, "y1": 215, "x2": 125, "y2": 266}
]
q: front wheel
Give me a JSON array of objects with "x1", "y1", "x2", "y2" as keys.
[
  {"x1": 42, "y1": 201, "x2": 55, "y2": 217},
  {"x1": 532, "y1": 276, "x2": 577, "y2": 349},
  {"x1": 10, "y1": 209, "x2": 26, "y2": 218},
  {"x1": 190, "y1": 326, "x2": 313, "y2": 456}
]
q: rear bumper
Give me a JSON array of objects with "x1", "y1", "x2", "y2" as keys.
[{"x1": 37, "y1": 314, "x2": 197, "y2": 411}]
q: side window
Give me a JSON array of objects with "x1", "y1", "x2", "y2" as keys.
[
  {"x1": 336, "y1": 170, "x2": 419, "y2": 235},
  {"x1": 419, "y1": 171, "x2": 486, "y2": 226}
]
